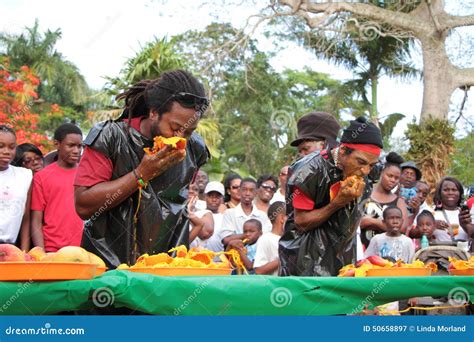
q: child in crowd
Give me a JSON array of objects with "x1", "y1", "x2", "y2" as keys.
[
  {"x1": 254, "y1": 201, "x2": 286, "y2": 275},
  {"x1": 365, "y1": 206, "x2": 415, "y2": 263},
  {"x1": 414, "y1": 210, "x2": 436, "y2": 250},
  {"x1": 0, "y1": 125, "x2": 32, "y2": 250},
  {"x1": 226, "y1": 219, "x2": 262, "y2": 273}
]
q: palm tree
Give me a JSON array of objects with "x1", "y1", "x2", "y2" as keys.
[{"x1": 0, "y1": 19, "x2": 89, "y2": 108}]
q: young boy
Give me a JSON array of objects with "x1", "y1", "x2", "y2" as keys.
[
  {"x1": 226, "y1": 219, "x2": 262, "y2": 273},
  {"x1": 365, "y1": 206, "x2": 415, "y2": 263},
  {"x1": 31, "y1": 123, "x2": 84, "y2": 252},
  {"x1": 254, "y1": 201, "x2": 286, "y2": 275},
  {"x1": 414, "y1": 210, "x2": 436, "y2": 250}
]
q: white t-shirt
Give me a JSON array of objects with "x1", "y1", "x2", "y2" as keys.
[
  {"x1": 220, "y1": 203, "x2": 272, "y2": 240},
  {"x1": 253, "y1": 232, "x2": 281, "y2": 275},
  {"x1": 432, "y1": 209, "x2": 468, "y2": 242},
  {"x1": 192, "y1": 212, "x2": 224, "y2": 252},
  {"x1": 0, "y1": 166, "x2": 32, "y2": 243},
  {"x1": 364, "y1": 233, "x2": 415, "y2": 263},
  {"x1": 270, "y1": 189, "x2": 285, "y2": 204}
]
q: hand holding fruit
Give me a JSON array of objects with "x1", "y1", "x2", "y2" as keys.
[
  {"x1": 333, "y1": 175, "x2": 365, "y2": 206},
  {"x1": 137, "y1": 144, "x2": 186, "y2": 182}
]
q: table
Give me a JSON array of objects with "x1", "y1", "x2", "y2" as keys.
[{"x1": 0, "y1": 271, "x2": 472, "y2": 315}]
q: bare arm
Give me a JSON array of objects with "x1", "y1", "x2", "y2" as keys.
[
  {"x1": 255, "y1": 259, "x2": 279, "y2": 275},
  {"x1": 397, "y1": 197, "x2": 409, "y2": 233},
  {"x1": 222, "y1": 233, "x2": 245, "y2": 247},
  {"x1": 31, "y1": 210, "x2": 44, "y2": 248},
  {"x1": 75, "y1": 147, "x2": 185, "y2": 220},
  {"x1": 19, "y1": 185, "x2": 32, "y2": 251},
  {"x1": 197, "y1": 212, "x2": 214, "y2": 240},
  {"x1": 359, "y1": 216, "x2": 387, "y2": 232},
  {"x1": 295, "y1": 177, "x2": 365, "y2": 232},
  {"x1": 459, "y1": 208, "x2": 474, "y2": 238}
]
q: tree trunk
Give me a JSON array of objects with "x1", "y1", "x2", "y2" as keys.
[
  {"x1": 419, "y1": 32, "x2": 456, "y2": 122},
  {"x1": 370, "y1": 75, "x2": 378, "y2": 126}
]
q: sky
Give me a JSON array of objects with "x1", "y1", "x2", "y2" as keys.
[{"x1": 1, "y1": 0, "x2": 473, "y2": 138}]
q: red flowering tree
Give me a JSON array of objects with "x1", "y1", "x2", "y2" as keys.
[{"x1": 0, "y1": 57, "x2": 56, "y2": 151}]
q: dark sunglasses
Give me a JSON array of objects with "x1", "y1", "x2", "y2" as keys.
[
  {"x1": 230, "y1": 185, "x2": 240, "y2": 190},
  {"x1": 159, "y1": 92, "x2": 209, "y2": 114},
  {"x1": 261, "y1": 184, "x2": 277, "y2": 192}
]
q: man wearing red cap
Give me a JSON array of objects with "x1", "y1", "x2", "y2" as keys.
[{"x1": 279, "y1": 117, "x2": 383, "y2": 276}]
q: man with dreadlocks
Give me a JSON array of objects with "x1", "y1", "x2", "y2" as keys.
[{"x1": 74, "y1": 70, "x2": 210, "y2": 268}]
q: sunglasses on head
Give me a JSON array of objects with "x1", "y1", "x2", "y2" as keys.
[
  {"x1": 261, "y1": 184, "x2": 277, "y2": 192},
  {"x1": 158, "y1": 91, "x2": 209, "y2": 114}
]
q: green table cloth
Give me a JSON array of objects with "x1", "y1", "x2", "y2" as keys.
[{"x1": 0, "y1": 270, "x2": 472, "y2": 315}]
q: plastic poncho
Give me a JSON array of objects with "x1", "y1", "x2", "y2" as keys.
[
  {"x1": 279, "y1": 150, "x2": 365, "y2": 276},
  {"x1": 80, "y1": 119, "x2": 208, "y2": 268}
]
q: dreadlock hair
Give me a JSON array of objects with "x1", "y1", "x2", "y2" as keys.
[
  {"x1": 0, "y1": 125, "x2": 16, "y2": 137},
  {"x1": 116, "y1": 70, "x2": 207, "y2": 123}
]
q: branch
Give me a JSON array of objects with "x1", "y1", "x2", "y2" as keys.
[
  {"x1": 279, "y1": 0, "x2": 429, "y2": 35},
  {"x1": 453, "y1": 67, "x2": 474, "y2": 89},
  {"x1": 442, "y1": 14, "x2": 474, "y2": 30},
  {"x1": 454, "y1": 86, "x2": 469, "y2": 125}
]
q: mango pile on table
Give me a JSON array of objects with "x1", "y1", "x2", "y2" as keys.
[
  {"x1": 0, "y1": 243, "x2": 106, "y2": 268},
  {"x1": 448, "y1": 256, "x2": 474, "y2": 271},
  {"x1": 338, "y1": 255, "x2": 437, "y2": 277},
  {"x1": 117, "y1": 245, "x2": 233, "y2": 269}
]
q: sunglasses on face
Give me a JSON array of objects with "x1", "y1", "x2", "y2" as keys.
[
  {"x1": 261, "y1": 184, "x2": 277, "y2": 192},
  {"x1": 159, "y1": 92, "x2": 209, "y2": 114},
  {"x1": 230, "y1": 185, "x2": 240, "y2": 190}
]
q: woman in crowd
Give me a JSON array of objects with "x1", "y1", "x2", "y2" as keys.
[
  {"x1": 0, "y1": 125, "x2": 32, "y2": 250},
  {"x1": 222, "y1": 173, "x2": 242, "y2": 210},
  {"x1": 432, "y1": 176, "x2": 470, "y2": 243},
  {"x1": 12, "y1": 143, "x2": 44, "y2": 173},
  {"x1": 359, "y1": 152, "x2": 408, "y2": 248}
]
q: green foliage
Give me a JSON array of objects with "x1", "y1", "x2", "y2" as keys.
[
  {"x1": 0, "y1": 19, "x2": 91, "y2": 130},
  {"x1": 405, "y1": 119, "x2": 455, "y2": 194},
  {"x1": 450, "y1": 132, "x2": 474, "y2": 186},
  {"x1": 103, "y1": 37, "x2": 187, "y2": 98}
]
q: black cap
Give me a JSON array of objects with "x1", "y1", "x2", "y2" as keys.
[
  {"x1": 340, "y1": 116, "x2": 383, "y2": 148},
  {"x1": 401, "y1": 161, "x2": 422, "y2": 180},
  {"x1": 290, "y1": 112, "x2": 341, "y2": 148}
]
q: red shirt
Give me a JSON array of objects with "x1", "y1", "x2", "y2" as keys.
[
  {"x1": 467, "y1": 197, "x2": 474, "y2": 210},
  {"x1": 74, "y1": 117, "x2": 141, "y2": 187},
  {"x1": 292, "y1": 187, "x2": 315, "y2": 210},
  {"x1": 31, "y1": 162, "x2": 84, "y2": 252}
]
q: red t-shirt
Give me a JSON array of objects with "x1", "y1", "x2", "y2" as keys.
[
  {"x1": 31, "y1": 162, "x2": 84, "y2": 252},
  {"x1": 467, "y1": 197, "x2": 474, "y2": 210},
  {"x1": 74, "y1": 117, "x2": 142, "y2": 187},
  {"x1": 293, "y1": 187, "x2": 315, "y2": 210}
]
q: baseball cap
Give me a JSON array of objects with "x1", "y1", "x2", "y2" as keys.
[{"x1": 204, "y1": 181, "x2": 225, "y2": 196}]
